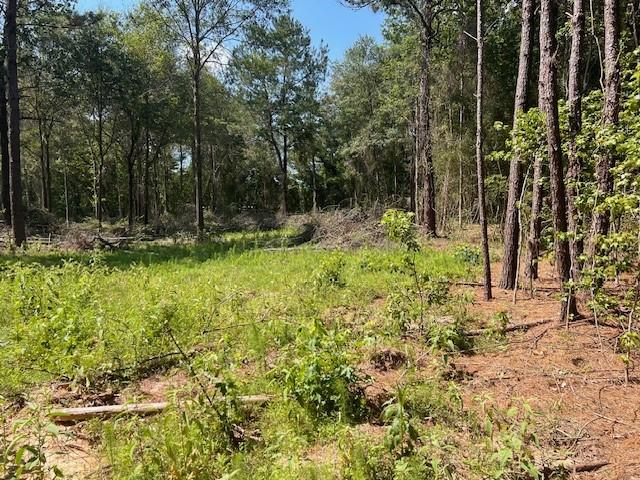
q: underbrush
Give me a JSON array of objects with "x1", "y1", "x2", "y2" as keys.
[{"x1": 0, "y1": 225, "x2": 545, "y2": 479}]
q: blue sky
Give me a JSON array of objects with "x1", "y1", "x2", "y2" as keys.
[{"x1": 75, "y1": 0, "x2": 385, "y2": 62}]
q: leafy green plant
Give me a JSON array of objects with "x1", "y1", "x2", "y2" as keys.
[
  {"x1": 280, "y1": 321, "x2": 365, "y2": 420},
  {"x1": 313, "y1": 252, "x2": 347, "y2": 288},
  {"x1": 487, "y1": 311, "x2": 510, "y2": 338},
  {"x1": 382, "y1": 388, "x2": 419, "y2": 455},
  {"x1": 427, "y1": 318, "x2": 470, "y2": 356},
  {"x1": 620, "y1": 331, "x2": 640, "y2": 383},
  {"x1": 0, "y1": 404, "x2": 64, "y2": 479},
  {"x1": 471, "y1": 402, "x2": 541, "y2": 480},
  {"x1": 405, "y1": 381, "x2": 463, "y2": 426},
  {"x1": 381, "y1": 210, "x2": 419, "y2": 252},
  {"x1": 453, "y1": 245, "x2": 481, "y2": 266}
]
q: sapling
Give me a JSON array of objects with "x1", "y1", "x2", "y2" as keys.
[{"x1": 381, "y1": 209, "x2": 425, "y2": 323}]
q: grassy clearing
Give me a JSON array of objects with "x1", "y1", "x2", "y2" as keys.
[{"x1": 0, "y1": 229, "x2": 550, "y2": 479}]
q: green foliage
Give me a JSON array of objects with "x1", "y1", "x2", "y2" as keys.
[
  {"x1": 620, "y1": 331, "x2": 640, "y2": 381},
  {"x1": 381, "y1": 209, "x2": 419, "y2": 252},
  {"x1": 280, "y1": 321, "x2": 366, "y2": 420},
  {"x1": 426, "y1": 317, "x2": 470, "y2": 355},
  {"x1": 471, "y1": 402, "x2": 541, "y2": 479},
  {"x1": 579, "y1": 51, "x2": 640, "y2": 340},
  {"x1": 0, "y1": 404, "x2": 64, "y2": 479},
  {"x1": 453, "y1": 244, "x2": 481, "y2": 266},
  {"x1": 105, "y1": 401, "x2": 234, "y2": 480},
  {"x1": 487, "y1": 311, "x2": 510, "y2": 338},
  {"x1": 382, "y1": 388, "x2": 419, "y2": 455},
  {"x1": 0, "y1": 236, "x2": 492, "y2": 479},
  {"x1": 313, "y1": 252, "x2": 347, "y2": 288}
]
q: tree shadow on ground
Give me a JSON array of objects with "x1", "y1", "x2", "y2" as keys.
[{"x1": 0, "y1": 224, "x2": 315, "y2": 270}]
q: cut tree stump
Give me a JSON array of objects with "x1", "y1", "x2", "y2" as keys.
[{"x1": 49, "y1": 395, "x2": 273, "y2": 423}]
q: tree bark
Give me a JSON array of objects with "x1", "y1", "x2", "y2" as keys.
[
  {"x1": 126, "y1": 116, "x2": 140, "y2": 229},
  {"x1": 192, "y1": 52, "x2": 204, "y2": 235},
  {"x1": 458, "y1": 100, "x2": 464, "y2": 229},
  {"x1": 628, "y1": 0, "x2": 639, "y2": 48},
  {"x1": 567, "y1": 0, "x2": 585, "y2": 280},
  {"x1": 539, "y1": 0, "x2": 578, "y2": 321},
  {"x1": 209, "y1": 143, "x2": 216, "y2": 213},
  {"x1": 500, "y1": 0, "x2": 535, "y2": 289},
  {"x1": 95, "y1": 109, "x2": 105, "y2": 227},
  {"x1": 281, "y1": 134, "x2": 288, "y2": 215},
  {"x1": 37, "y1": 119, "x2": 52, "y2": 212},
  {"x1": 127, "y1": 157, "x2": 135, "y2": 228},
  {"x1": 311, "y1": 154, "x2": 317, "y2": 214},
  {"x1": 589, "y1": 0, "x2": 620, "y2": 255},
  {"x1": 5, "y1": 0, "x2": 25, "y2": 246},
  {"x1": 417, "y1": 29, "x2": 436, "y2": 235},
  {"x1": 476, "y1": 0, "x2": 492, "y2": 300},
  {"x1": 525, "y1": 154, "x2": 543, "y2": 281},
  {"x1": 0, "y1": 51, "x2": 11, "y2": 226},
  {"x1": 143, "y1": 129, "x2": 150, "y2": 225}
]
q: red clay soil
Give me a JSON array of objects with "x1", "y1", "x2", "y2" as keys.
[{"x1": 454, "y1": 260, "x2": 640, "y2": 479}]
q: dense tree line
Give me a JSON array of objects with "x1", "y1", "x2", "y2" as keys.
[{"x1": 0, "y1": 0, "x2": 639, "y2": 320}]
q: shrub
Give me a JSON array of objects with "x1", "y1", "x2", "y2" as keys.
[
  {"x1": 313, "y1": 252, "x2": 347, "y2": 288},
  {"x1": 280, "y1": 322, "x2": 366, "y2": 420},
  {"x1": 453, "y1": 244, "x2": 481, "y2": 266}
]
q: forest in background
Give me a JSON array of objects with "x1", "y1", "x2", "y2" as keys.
[
  {"x1": 1, "y1": 0, "x2": 640, "y2": 477},
  {"x1": 0, "y1": 0, "x2": 632, "y2": 230}
]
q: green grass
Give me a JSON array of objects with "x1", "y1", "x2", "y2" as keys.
[
  {"x1": 0, "y1": 230, "x2": 473, "y2": 392},
  {"x1": 0, "y1": 230, "x2": 544, "y2": 480}
]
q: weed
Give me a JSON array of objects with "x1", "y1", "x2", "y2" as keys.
[
  {"x1": 453, "y1": 245, "x2": 481, "y2": 266},
  {"x1": 620, "y1": 331, "x2": 640, "y2": 383},
  {"x1": 382, "y1": 388, "x2": 419, "y2": 455},
  {"x1": 0, "y1": 403, "x2": 64, "y2": 479},
  {"x1": 470, "y1": 400, "x2": 541, "y2": 479},
  {"x1": 280, "y1": 321, "x2": 366, "y2": 420},
  {"x1": 313, "y1": 252, "x2": 347, "y2": 288},
  {"x1": 487, "y1": 311, "x2": 510, "y2": 338}
]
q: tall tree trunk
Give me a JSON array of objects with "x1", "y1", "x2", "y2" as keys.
[
  {"x1": 143, "y1": 129, "x2": 150, "y2": 225},
  {"x1": 281, "y1": 134, "x2": 288, "y2": 215},
  {"x1": 417, "y1": 30, "x2": 437, "y2": 235},
  {"x1": 192, "y1": 52, "x2": 204, "y2": 235},
  {"x1": 476, "y1": 0, "x2": 492, "y2": 300},
  {"x1": 37, "y1": 126, "x2": 52, "y2": 212},
  {"x1": 95, "y1": 110, "x2": 105, "y2": 227},
  {"x1": 127, "y1": 160, "x2": 135, "y2": 229},
  {"x1": 500, "y1": 0, "x2": 535, "y2": 289},
  {"x1": 525, "y1": 154, "x2": 543, "y2": 280},
  {"x1": 126, "y1": 121, "x2": 139, "y2": 229},
  {"x1": 63, "y1": 156, "x2": 69, "y2": 226},
  {"x1": 589, "y1": 0, "x2": 621, "y2": 255},
  {"x1": 412, "y1": 102, "x2": 419, "y2": 216},
  {"x1": 628, "y1": 0, "x2": 639, "y2": 48},
  {"x1": 458, "y1": 101, "x2": 464, "y2": 229},
  {"x1": 44, "y1": 132, "x2": 51, "y2": 211},
  {"x1": 0, "y1": 52, "x2": 11, "y2": 226},
  {"x1": 5, "y1": 0, "x2": 25, "y2": 246},
  {"x1": 567, "y1": 0, "x2": 585, "y2": 280},
  {"x1": 209, "y1": 144, "x2": 216, "y2": 212},
  {"x1": 540, "y1": 0, "x2": 578, "y2": 321},
  {"x1": 311, "y1": 155, "x2": 317, "y2": 214}
]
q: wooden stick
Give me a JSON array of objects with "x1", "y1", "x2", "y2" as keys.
[
  {"x1": 468, "y1": 318, "x2": 552, "y2": 336},
  {"x1": 49, "y1": 395, "x2": 273, "y2": 423},
  {"x1": 550, "y1": 459, "x2": 609, "y2": 473}
]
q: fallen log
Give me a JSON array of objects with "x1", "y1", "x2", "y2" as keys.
[
  {"x1": 542, "y1": 459, "x2": 609, "y2": 475},
  {"x1": 49, "y1": 394, "x2": 273, "y2": 423},
  {"x1": 468, "y1": 318, "x2": 552, "y2": 336}
]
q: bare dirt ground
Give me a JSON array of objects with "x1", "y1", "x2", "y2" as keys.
[{"x1": 455, "y1": 260, "x2": 640, "y2": 479}]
